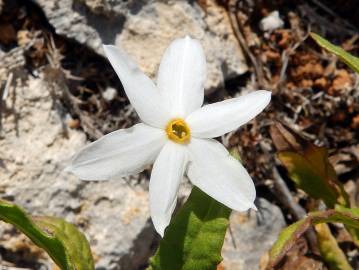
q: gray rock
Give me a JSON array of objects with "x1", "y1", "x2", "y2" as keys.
[
  {"x1": 34, "y1": 0, "x2": 105, "y2": 52},
  {"x1": 0, "y1": 70, "x2": 155, "y2": 269},
  {"x1": 0, "y1": 47, "x2": 25, "y2": 81},
  {"x1": 221, "y1": 198, "x2": 286, "y2": 270},
  {"x1": 33, "y1": 0, "x2": 247, "y2": 92}
]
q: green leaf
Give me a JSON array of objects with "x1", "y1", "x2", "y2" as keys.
[
  {"x1": 335, "y1": 205, "x2": 359, "y2": 247},
  {"x1": 229, "y1": 148, "x2": 242, "y2": 162},
  {"x1": 310, "y1": 32, "x2": 359, "y2": 73},
  {"x1": 278, "y1": 144, "x2": 349, "y2": 208},
  {"x1": 273, "y1": 122, "x2": 349, "y2": 208},
  {"x1": 315, "y1": 223, "x2": 352, "y2": 270},
  {"x1": 0, "y1": 199, "x2": 94, "y2": 270},
  {"x1": 274, "y1": 122, "x2": 359, "y2": 247},
  {"x1": 269, "y1": 207, "x2": 359, "y2": 267},
  {"x1": 148, "y1": 187, "x2": 231, "y2": 270}
]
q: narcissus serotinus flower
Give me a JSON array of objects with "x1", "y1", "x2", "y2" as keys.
[{"x1": 66, "y1": 36, "x2": 271, "y2": 236}]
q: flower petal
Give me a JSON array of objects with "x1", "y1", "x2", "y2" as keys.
[
  {"x1": 187, "y1": 138, "x2": 256, "y2": 211},
  {"x1": 186, "y1": 90, "x2": 271, "y2": 138},
  {"x1": 66, "y1": 124, "x2": 166, "y2": 180},
  {"x1": 103, "y1": 45, "x2": 169, "y2": 127},
  {"x1": 157, "y1": 36, "x2": 206, "y2": 118},
  {"x1": 150, "y1": 141, "x2": 187, "y2": 236}
]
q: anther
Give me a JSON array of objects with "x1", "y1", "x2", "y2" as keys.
[{"x1": 165, "y1": 119, "x2": 191, "y2": 144}]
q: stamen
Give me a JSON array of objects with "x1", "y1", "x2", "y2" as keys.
[{"x1": 165, "y1": 119, "x2": 191, "y2": 144}]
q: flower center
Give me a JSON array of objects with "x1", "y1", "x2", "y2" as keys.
[{"x1": 165, "y1": 119, "x2": 191, "y2": 144}]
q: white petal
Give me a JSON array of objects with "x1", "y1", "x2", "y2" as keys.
[
  {"x1": 157, "y1": 36, "x2": 206, "y2": 118},
  {"x1": 150, "y1": 141, "x2": 187, "y2": 236},
  {"x1": 186, "y1": 90, "x2": 271, "y2": 138},
  {"x1": 187, "y1": 138, "x2": 256, "y2": 211},
  {"x1": 66, "y1": 124, "x2": 166, "y2": 180},
  {"x1": 103, "y1": 45, "x2": 169, "y2": 127}
]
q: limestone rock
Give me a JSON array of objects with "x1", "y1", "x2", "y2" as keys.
[
  {"x1": 0, "y1": 70, "x2": 155, "y2": 269},
  {"x1": 33, "y1": 0, "x2": 247, "y2": 92},
  {"x1": 221, "y1": 198, "x2": 286, "y2": 270}
]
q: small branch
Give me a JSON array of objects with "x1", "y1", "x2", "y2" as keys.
[
  {"x1": 310, "y1": 0, "x2": 358, "y2": 32},
  {"x1": 0, "y1": 72, "x2": 14, "y2": 135},
  {"x1": 227, "y1": 0, "x2": 266, "y2": 88},
  {"x1": 276, "y1": 28, "x2": 310, "y2": 93},
  {"x1": 0, "y1": 265, "x2": 32, "y2": 270},
  {"x1": 272, "y1": 167, "x2": 306, "y2": 220},
  {"x1": 272, "y1": 167, "x2": 319, "y2": 254}
]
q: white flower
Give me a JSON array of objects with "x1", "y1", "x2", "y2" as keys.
[{"x1": 66, "y1": 36, "x2": 271, "y2": 236}]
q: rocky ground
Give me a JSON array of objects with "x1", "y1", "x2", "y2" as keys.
[{"x1": 0, "y1": 0, "x2": 358, "y2": 269}]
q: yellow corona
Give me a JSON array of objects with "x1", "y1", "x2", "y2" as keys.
[{"x1": 165, "y1": 119, "x2": 191, "y2": 144}]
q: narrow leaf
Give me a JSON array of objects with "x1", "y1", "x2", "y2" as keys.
[
  {"x1": 0, "y1": 199, "x2": 94, "y2": 270},
  {"x1": 269, "y1": 207, "x2": 359, "y2": 267},
  {"x1": 315, "y1": 223, "x2": 352, "y2": 270},
  {"x1": 148, "y1": 187, "x2": 231, "y2": 270},
  {"x1": 310, "y1": 32, "x2": 359, "y2": 73}
]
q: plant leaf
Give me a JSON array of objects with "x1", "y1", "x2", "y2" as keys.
[
  {"x1": 315, "y1": 223, "x2": 352, "y2": 270},
  {"x1": 0, "y1": 199, "x2": 94, "y2": 270},
  {"x1": 271, "y1": 121, "x2": 348, "y2": 207},
  {"x1": 278, "y1": 144, "x2": 349, "y2": 208},
  {"x1": 310, "y1": 32, "x2": 359, "y2": 73},
  {"x1": 273, "y1": 122, "x2": 358, "y2": 245},
  {"x1": 335, "y1": 205, "x2": 359, "y2": 247},
  {"x1": 148, "y1": 186, "x2": 231, "y2": 270},
  {"x1": 269, "y1": 207, "x2": 359, "y2": 267}
]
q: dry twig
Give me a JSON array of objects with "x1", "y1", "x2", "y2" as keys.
[
  {"x1": 272, "y1": 166, "x2": 319, "y2": 254},
  {"x1": 227, "y1": 0, "x2": 266, "y2": 88}
]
